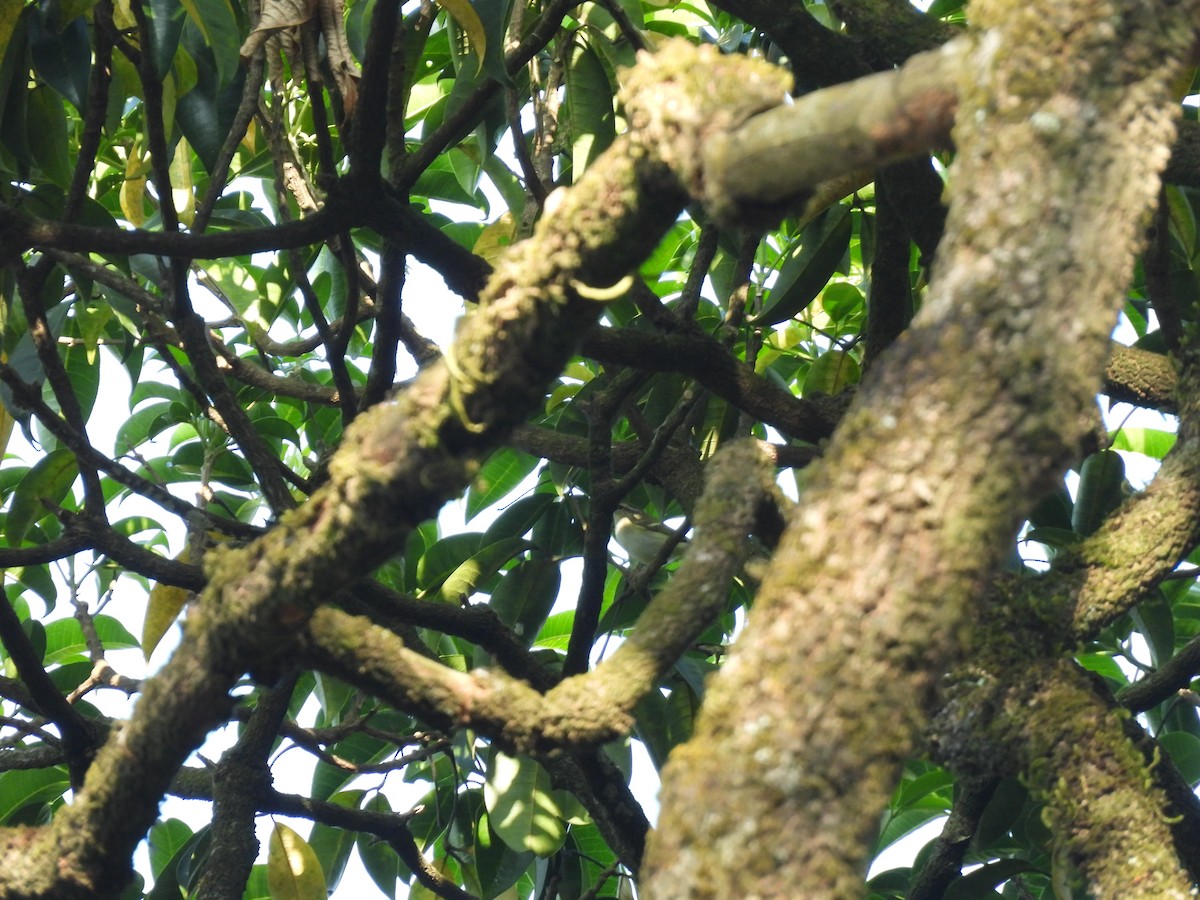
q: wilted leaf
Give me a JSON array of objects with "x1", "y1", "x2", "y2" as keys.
[
  {"x1": 318, "y1": 0, "x2": 360, "y2": 119},
  {"x1": 240, "y1": 0, "x2": 314, "y2": 60}
]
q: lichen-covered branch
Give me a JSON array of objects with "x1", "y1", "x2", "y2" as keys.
[
  {"x1": 642, "y1": 2, "x2": 1198, "y2": 895},
  {"x1": 1058, "y1": 356, "x2": 1200, "y2": 638},
  {"x1": 944, "y1": 657, "x2": 1192, "y2": 897},
  {"x1": 302, "y1": 441, "x2": 777, "y2": 755},
  {"x1": 702, "y1": 39, "x2": 964, "y2": 225}
]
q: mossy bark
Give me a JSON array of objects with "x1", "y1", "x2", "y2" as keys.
[{"x1": 642, "y1": 1, "x2": 1197, "y2": 896}]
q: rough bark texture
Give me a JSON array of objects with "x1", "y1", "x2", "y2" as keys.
[{"x1": 641, "y1": 1, "x2": 1197, "y2": 896}]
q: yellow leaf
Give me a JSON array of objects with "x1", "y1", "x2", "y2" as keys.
[
  {"x1": 161, "y1": 72, "x2": 176, "y2": 149},
  {"x1": 1171, "y1": 66, "x2": 1197, "y2": 103},
  {"x1": 111, "y1": 0, "x2": 135, "y2": 29},
  {"x1": 268, "y1": 823, "x2": 326, "y2": 900},
  {"x1": 171, "y1": 138, "x2": 195, "y2": 227},
  {"x1": 121, "y1": 144, "x2": 147, "y2": 226},
  {"x1": 0, "y1": 398, "x2": 13, "y2": 461},
  {"x1": 142, "y1": 582, "x2": 189, "y2": 660},
  {"x1": 472, "y1": 213, "x2": 516, "y2": 265},
  {"x1": 143, "y1": 546, "x2": 193, "y2": 660},
  {"x1": 0, "y1": 0, "x2": 21, "y2": 53},
  {"x1": 0, "y1": 347, "x2": 12, "y2": 461},
  {"x1": 436, "y1": 0, "x2": 486, "y2": 71},
  {"x1": 143, "y1": 529, "x2": 231, "y2": 658},
  {"x1": 241, "y1": 118, "x2": 257, "y2": 154}
]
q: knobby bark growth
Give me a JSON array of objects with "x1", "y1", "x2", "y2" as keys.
[{"x1": 643, "y1": 1, "x2": 1200, "y2": 896}]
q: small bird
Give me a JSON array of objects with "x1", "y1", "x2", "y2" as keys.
[{"x1": 612, "y1": 503, "x2": 688, "y2": 567}]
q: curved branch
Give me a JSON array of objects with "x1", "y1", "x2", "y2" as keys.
[
  {"x1": 581, "y1": 325, "x2": 845, "y2": 442},
  {"x1": 302, "y1": 442, "x2": 776, "y2": 754}
]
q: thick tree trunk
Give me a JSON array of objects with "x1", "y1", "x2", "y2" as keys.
[{"x1": 642, "y1": 1, "x2": 1198, "y2": 896}]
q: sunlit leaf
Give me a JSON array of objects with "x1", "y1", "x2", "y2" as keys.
[
  {"x1": 566, "y1": 38, "x2": 616, "y2": 179},
  {"x1": 148, "y1": 819, "x2": 194, "y2": 880},
  {"x1": 0, "y1": 767, "x2": 70, "y2": 825},
  {"x1": 803, "y1": 348, "x2": 859, "y2": 396},
  {"x1": 466, "y1": 448, "x2": 538, "y2": 520},
  {"x1": 268, "y1": 822, "x2": 327, "y2": 900},
  {"x1": 170, "y1": 137, "x2": 195, "y2": 226},
  {"x1": 44, "y1": 614, "x2": 139, "y2": 665},
  {"x1": 436, "y1": 0, "x2": 487, "y2": 74},
  {"x1": 483, "y1": 751, "x2": 566, "y2": 857}
]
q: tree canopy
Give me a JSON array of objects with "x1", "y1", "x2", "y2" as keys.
[{"x1": 1, "y1": 0, "x2": 1200, "y2": 898}]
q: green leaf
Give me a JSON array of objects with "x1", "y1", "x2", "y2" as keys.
[
  {"x1": 1111, "y1": 427, "x2": 1176, "y2": 460},
  {"x1": 1028, "y1": 485, "x2": 1074, "y2": 531},
  {"x1": 180, "y1": 0, "x2": 240, "y2": 88},
  {"x1": 891, "y1": 765, "x2": 955, "y2": 812},
  {"x1": 148, "y1": 825, "x2": 210, "y2": 899},
  {"x1": 115, "y1": 401, "x2": 174, "y2": 454},
  {"x1": 311, "y1": 731, "x2": 394, "y2": 800},
  {"x1": 466, "y1": 449, "x2": 539, "y2": 520},
  {"x1": 436, "y1": 536, "x2": 531, "y2": 603},
  {"x1": 242, "y1": 865, "x2": 270, "y2": 900},
  {"x1": 750, "y1": 205, "x2": 853, "y2": 326},
  {"x1": 483, "y1": 751, "x2": 566, "y2": 856},
  {"x1": 7, "y1": 564, "x2": 57, "y2": 613},
  {"x1": 1077, "y1": 651, "x2": 1129, "y2": 689},
  {"x1": 531, "y1": 500, "x2": 584, "y2": 559},
  {"x1": 0, "y1": 0, "x2": 22, "y2": 58},
  {"x1": 803, "y1": 348, "x2": 860, "y2": 396},
  {"x1": 1131, "y1": 591, "x2": 1175, "y2": 669},
  {"x1": 147, "y1": 0, "x2": 187, "y2": 83},
  {"x1": 356, "y1": 794, "x2": 410, "y2": 894},
  {"x1": 148, "y1": 819, "x2": 195, "y2": 880},
  {"x1": 566, "y1": 38, "x2": 616, "y2": 179},
  {"x1": 483, "y1": 492, "x2": 555, "y2": 543},
  {"x1": 6, "y1": 448, "x2": 78, "y2": 546},
  {"x1": 633, "y1": 690, "x2": 671, "y2": 769},
  {"x1": 0, "y1": 767, "x2": 70, "y2": 824},
  {"x1": 874, "y1": 807, "x2": 946, "y2": 856},
  {"x1": 972, "y1": 778, "x2": 1027, "y2": 850},
  {"x1": 24, "y1": 85, "x2": 69, "y2": 188},
  {"x1": 822, "y1": 282, "x2": 865, "y2": 321},
  {"x1": 437, "y1": 0, "x2": 487, "y2": 72},
  {"x1": 28, "y1": 11, "x2": 90, "y2": 111},
  {"x1": 944, "y1": 859, "x2": 1035, "y2": 899},
  {"x1": 476, "y1": 812, "x2": 535, "y2": 899},
  {"x1": 1024, "y1": 526, "x2": 1082, "y2": 551},
  {"x1": 1165, "y1": 184, "x2": 1197, "y2": 257},
  {"x1": 268, "y1": 822, "x2": 326, "y2": 900},
  {"x1": 44, "y1": 614, "x2": 139, "y2": 665},
  {"x1": 1160, "y1": 731, "x2": 1200, "y2": 785},
  {"x1": 416, "y1": 532, "x2": 483, "y2": 593},
  {"x1": 174, "y1": 26, "x2": 246, "y2": 172},
  {"x1": 63, "y1": 344, "x2": 101, "y2": 424},
  {"x1": 306, "y1": 792, "x2": 363, "y2": 893},
  {"x1": 488, "y1": 559, "x2": 560, "y2": 646},
  {"x1": 1072, "y1": 449, "x2": 1126, "y2": 536}
]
